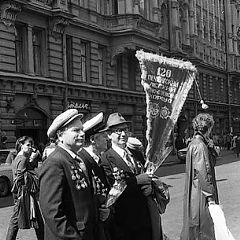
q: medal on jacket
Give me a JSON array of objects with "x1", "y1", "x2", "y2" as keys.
[
  {"x1": 70, "y1": 165, "x2": 88, "y2": 190},
  {"x1": 92, "y1": 170, "x2": 108, "y2": 197}
]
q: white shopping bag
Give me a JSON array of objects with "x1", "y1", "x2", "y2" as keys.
[{"x1": 208, "y1": 204, "x2": 236, "y2": 240}]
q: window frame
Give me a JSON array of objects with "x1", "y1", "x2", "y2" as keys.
[
  {"x1": 98, "y1": 45, "x2": 106, "y2": 86},
  {"x1": 15, "y1": 23, "x2": 27, "y2": 73},
  {"x1": 66, "y1": 35, "x2": 73, "y2": 82},
  {"x1": 79, "y1": 40, "x2": 90, "y2": 83},
  {"x1": 32, "y1": 27, "x2": 44, "y2": 76}
]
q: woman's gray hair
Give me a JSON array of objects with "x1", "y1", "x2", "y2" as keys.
[{"x1": 192, "y1": 113, "x2": 214, "y2": 134}]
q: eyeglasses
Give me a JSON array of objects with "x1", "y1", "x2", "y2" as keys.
[{"x1": 112, "y1": 127, "x2": 130, "y2": 135}]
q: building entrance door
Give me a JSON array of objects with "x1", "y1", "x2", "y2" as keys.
[{"x1": 15, "y1": 107, "x2": 48, "y2": 152}]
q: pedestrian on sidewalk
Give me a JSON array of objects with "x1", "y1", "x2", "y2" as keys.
[
  {"x1": 225, "y1": 133, "x2": 232, "y2": 150},
  {"x1": 180, "y1": 113, "x2": 219, "y2": 240},
  {"x1": 235, "y1": 134, "x2": 240, "y2": 158},
  {"x1": 6, "y1": 136, "x2": 44, "y2": 240}
]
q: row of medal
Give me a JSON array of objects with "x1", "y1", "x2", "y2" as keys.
[{"x1": 70, "y1": 165, "x2": 88, "y2": 190}]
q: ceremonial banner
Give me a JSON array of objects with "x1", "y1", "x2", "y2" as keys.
[{"x1": 136, "y1": 50, "x2": 197, "y2": 173}]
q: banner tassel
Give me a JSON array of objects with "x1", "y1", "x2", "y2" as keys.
[{"x1": 194, "y1": 78, "x2": 209, "y2": 109}]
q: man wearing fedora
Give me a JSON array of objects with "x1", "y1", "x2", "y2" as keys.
[
  {"x1": 101, "y1": 112, "x2": 154, "y2": 240},
  {"x1": 78, "y1": 112, "x2": 112, "y2": 240},
  {"x1": 39, "y1": 109, "x2": 98, "y2": 240}
]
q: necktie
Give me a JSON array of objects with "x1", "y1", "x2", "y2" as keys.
[
  {"x1": 124, "y1": 151, "x2": 135, "y2": 173},
  {"x1": 92, "y1": 154, "x2": 101, "y2": 165}
]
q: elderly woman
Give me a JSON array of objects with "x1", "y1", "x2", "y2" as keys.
[
  {"x1": 6, "y1": 136, "x2": 44, "y2": 240},
  {"x1": 180, "y1": 113, "x2": 219, "y2": 240}
]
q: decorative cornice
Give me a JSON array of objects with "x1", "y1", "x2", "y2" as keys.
[{"x1": 0, "y1": 0, "x2": 22, "y2": 27}]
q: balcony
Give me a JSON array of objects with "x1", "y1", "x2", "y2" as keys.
[
  {"x1": 11, "y1": 0, "x2": 164, "y2": 41},
  {"x1": 30, "y1": 0, "x2": 68, "y2": 10},
  {"x1": 105, "y1": 14, "x2": 160, "y2": 37},
  {"x1": 71, "y1": 9, "x2": 162, "y2": 39}
]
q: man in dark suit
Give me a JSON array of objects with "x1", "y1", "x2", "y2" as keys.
[
  {"x1": 78, "y1": 112, "x2": 111, "y2": 240},
  {"x1": 39, "y1": 109, "x2": 98, "y2": 240},
  {"x1": 101, "y1": 113, "x2": 154, "y2": 240}
]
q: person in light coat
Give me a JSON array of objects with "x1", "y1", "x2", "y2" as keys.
[{"x1": 181, "y1": 113, "x2": 219, "y2": 240}]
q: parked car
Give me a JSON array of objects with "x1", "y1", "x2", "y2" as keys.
[
  {"x1": 0, "y1": 148, "x2": 15, "y2": 197},
  {"x1": 177, "y1": 147, "x2": 188, "y2": 163}
]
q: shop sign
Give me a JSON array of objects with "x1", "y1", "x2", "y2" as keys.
[{"x1": 67, "y1": 100, "x2": 91, "y2": 112}]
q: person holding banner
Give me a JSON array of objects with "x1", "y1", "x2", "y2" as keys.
[
  {"x1": 180, "y1": 113, "x2": 219, "y2": 240},
  {"x1": 101, "y1": 113, "x2": 163, "y2": 240}
]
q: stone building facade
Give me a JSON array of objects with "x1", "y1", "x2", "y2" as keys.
[{"x1": 0, "y1": 0, "x2": 240, "y2": 148}]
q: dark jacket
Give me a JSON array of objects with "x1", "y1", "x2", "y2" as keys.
[
  {"x1": 39, "y1": 146, "x2": 97, "y2": 240},
  {"x1": 11, "y1": 155, "x2": 43, "y2": 230},
  {"x1": 78, "y1": 148, "x2": 110, "y2": 196},
  {"x1": 101, "y1": 148, "x2": 153, "y2": 240},
  {"x1": 78, "y1": 148, "x2": 112, "y2": 240},
  {"x1": 180, "y1": 134, "x2": 218, "y2": 240}
]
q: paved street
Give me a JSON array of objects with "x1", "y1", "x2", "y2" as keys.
[
  {"x1": 0, "y1": 150, "x2": 239, "y2": 240},
  {"x1": 159, "y1": 150, "x2": 240, "y2": 240}
]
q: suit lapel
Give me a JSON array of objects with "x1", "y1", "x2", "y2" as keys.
[
  {"x1": 79, "y1": 149, "x2": 102, "y2": 179},
  {"x1": 56, "y1": 146, "x2": 92, "y2": 192},
  {"x1": 78, "y1": 149, "x2": 93, "y2": 175},
  {"x1": 78, "y1": 148, "x2": 110, "y2": 190},
  {"x1": 126, "y1": 149, "x2": 143, "y2": 175},
  {"x1": 56, "y1": 146, "x2": 76, "y2": 165},
  {"x1": 108, "y1": 148, "x2": 132, "y2": 173}
]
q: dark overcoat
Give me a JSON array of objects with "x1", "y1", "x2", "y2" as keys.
[
  {"x1": 180, "y1": 134, "x2": 218, "y2": 240},
  {"x1": 78, "y1": 148, "x2": 109, "y2": 192},
  {"x1": 78, "y1": 148, "x2": 112, "y2": 240},
  {"x1": 101, "y1": 147, "x2": 162, "y2": 240},
  {"x1": 39, "y1": 146, "x2": 97, "y2": 240}
]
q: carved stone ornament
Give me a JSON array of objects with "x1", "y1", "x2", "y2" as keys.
[
  {"x1": 0, "y1": 1, "x2": 22, "y2": 27},
  {"x1": 50, "y1": 16, "x2": 69, "y2": 36},
  {"x1": 26, "y1": 92, "x2": 38, "y2": 108},
  {"x1": 133, "y1": 0, "x2": 140, "y2": 5},
  {"x1": 6, "y1": 95, "x2": 15, "y2": 112},
  {"x1": 237, "y1": 27, "x2": 240, "y2": 38},
  {"x1": 110, "y1": 45, "x2": 136, "y2": 66}
]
